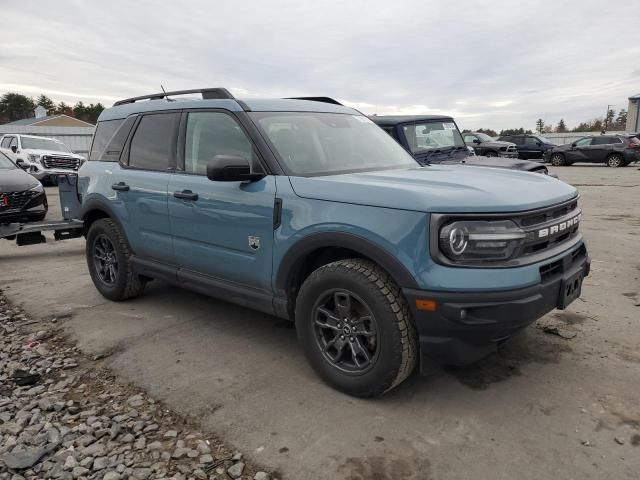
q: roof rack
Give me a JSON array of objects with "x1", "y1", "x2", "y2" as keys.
[
  {"x1": 113, "y1": 88, "x2": 235, "y2": 106},
  {"x1": 285, "y1": 96, "x2": 343, "y2": 106}
]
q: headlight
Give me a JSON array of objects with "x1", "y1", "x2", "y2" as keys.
[
  {"x1": 439, "y1": 220, "x2": 526, "y2": 262},
  {"x1": 28, "y1": 154, "x2": 41, "y2": 163},
  {"x1": 29, "y1": 183, "x2": 44, "y2": 194}
]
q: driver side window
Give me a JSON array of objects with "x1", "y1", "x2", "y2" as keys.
[
  {"x1": 184, "y1": 112, "x2": 254, "y2": 175},
  {"x1": 575, "y1": 137, "x2": 592, "y2": 147},
  {"x1": 463, "y1": 135, "x2": 477, "y2": 143}
]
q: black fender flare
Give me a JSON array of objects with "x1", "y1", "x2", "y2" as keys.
[
  {"x1": 274, "y1": 231, "x2": 419, "y2": 297},
  {"x1": 80, "y1": 197, "x2": 133, "y2": 251}
]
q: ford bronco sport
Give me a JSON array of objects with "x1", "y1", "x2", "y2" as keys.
[{"x1": 78, "y1": 88, "x2": 590, "y2": 397}]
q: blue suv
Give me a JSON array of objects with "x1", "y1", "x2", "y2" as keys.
[{"x1": 78, "y1": 88, "x2": 590, "y2": 397}]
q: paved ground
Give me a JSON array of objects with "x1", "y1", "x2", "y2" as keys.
[{"x1": 1, "y1": 165, "x2": 639, "y2": 479}]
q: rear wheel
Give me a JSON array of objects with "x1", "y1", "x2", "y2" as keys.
[
  {"x1": 550, "y1": 153, "x2": 566, "y2": 166},
  {"x1": 606, "y1": 154, "x2": 624, "y2": 168},
  {"x1": 295, "y1": 259, "x2": 417, "y2": 397},
  {"x1": 86, "y1": 218, "x2": 146, "y2": 301}
]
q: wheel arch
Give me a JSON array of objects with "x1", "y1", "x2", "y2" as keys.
[
  {"x1": 80, "y1": 198, "x2": 131, "y2": 250},
  {"x1": 275, "y1": 232, "x2": 418, "y2": 319}
]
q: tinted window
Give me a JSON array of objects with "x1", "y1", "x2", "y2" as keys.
[
  {"x1": 575, "y1": 137, "x2": 592, "y2": 147},
  {"x1": 101, "y1": 116, "x2": 136, "y2": 162},
  {"x1": 511, "y1": 136, "x2": 524, "y2": 145},
  {"x1": 184, "y1": 112, "x2": 253, "y2": 175},
  {"x1": 90, "y1": 119, "x2": 124, "y2": 160},
  {"x1": 128, "y1": 113, "x2": 178, "y2": 170},
  {"x1": 525, "y1": 136, "x2": 540, "y2": 145},
  {"x1": 500, "y1": 136, "x2": 512, "y2": 142},
  {"x1": 592, "y1": 136, "x2": 621, "y2": 145}
]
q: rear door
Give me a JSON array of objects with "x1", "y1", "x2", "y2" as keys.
[
  {"x1": 117, "y1": 112, "x2": 179, "y2": 262},
  {"x1": 168, "y1": 110, "x2": 276, "y2": 294},
  {"x1": 521, "y1": 136, "x2": 541, "y2": 159},
  {"x1": 590, "y1": 136, "x2": 621, "y2": 162}
]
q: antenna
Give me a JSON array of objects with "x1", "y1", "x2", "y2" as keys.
[{"x1": 160, "y1": 85, "x2": 174, "y2": 102}]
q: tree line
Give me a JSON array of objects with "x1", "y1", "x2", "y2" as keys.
[
  {"x1": 465, "y1": 109, "x2": 629, "y2": 138},
  {"x1": 0, "y1": 92, "x2": 104, "y2": 125}
]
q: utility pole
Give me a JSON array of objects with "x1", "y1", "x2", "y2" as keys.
[{"x1": 603, "y1": 104, "x2": 612, "y2": 133}]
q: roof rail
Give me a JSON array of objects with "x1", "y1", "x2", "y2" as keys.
[
  {"x1": 113, "y1": 88, "x2": 235, "y2": 106},
  {"x1": 285, "y1": 96, "x2": 343, "y2": 106}
]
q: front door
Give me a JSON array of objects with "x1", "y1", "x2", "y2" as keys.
[
  {"x1": 566, "y1": 137, "x2": 592, "y2": 163},
  {"x1": 168, "y1": 110, "x2": 276, "y2": 294}
]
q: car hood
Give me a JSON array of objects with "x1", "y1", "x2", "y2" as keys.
[
  {"x1": 0, "y1": 168, "x2": 40, "y2": 192},
  {"x1": 23, "y1": 148, "x2": 84, "y2": 159},
  {"x1": 288, "y1": 165, "x2": 576, "y2": 213}
]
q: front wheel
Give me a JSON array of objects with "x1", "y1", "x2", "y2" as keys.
[
  {"x1": 550, "y1": 153, "x2": 566, "y2": 166},
  {"x1": 86, "y1": 218, "x2": 146, "y2": 301},
  {"x1": 606, "y1": 154, "x2": 624, "y2": 168},
  {"x1": 295, "y1": 259, "x2": 417, "y2": 397},
  {"x1": 484, "y1": 150, "x2": 497, "y2": 157}
]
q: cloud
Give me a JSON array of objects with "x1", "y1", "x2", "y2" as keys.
[{"x1": 1, "y1": 0, "x2": 638, "y2": 131}]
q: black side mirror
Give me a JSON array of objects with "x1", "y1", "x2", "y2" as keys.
[
  {"x1": 11, "y1": 145, "x2": 17, "y2": 153},
  {"x1": 206, "y1": 155, "x2": 265, "y2": 182},
  {"x1": 15, "y1": 159, "x2": 28, "y2": 170},
  {"x1": 571, "y1": 142, "x2": 577, "y2": 148},
  {"x1": 473, "y1": 139, "x2": 481, "y2": 144},
  {"x1": 536, "y1": 141, "x2": 542, "y2": 146}
]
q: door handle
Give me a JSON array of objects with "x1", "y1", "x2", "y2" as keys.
[
  {"x1": 174, "y1": 190, "x2": 199, "y2": 201},
  {"x1": 112, "y1": 182, "x2": 130, "y2": 192}
]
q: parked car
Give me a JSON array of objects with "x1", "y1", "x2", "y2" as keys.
[
  {"x1": 372, "y1": 116, "x2": 551, "y2": 175},
  {"x1": 463, "y1": 132, "x2": 518, "y2": 158},
  {"x1": 543, "y1": 135, "x2": 640, "y2": 167},
  {"x1": 497, "y1": 134, "x2": 555, "y2": 160},
  {"x1": 0, "y1": 134, "x2": 86, "y2": 184},
  {"x1": 0, "y1": 151, "x2": 48, "y2": 223},
  {"x1": 78, "y1": 88, "x2": 589, "y2": 397}
]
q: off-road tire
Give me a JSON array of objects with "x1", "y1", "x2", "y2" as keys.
[
  {"x1": 295, "y1": 259, "x2": 418, "y2": 397},
  {"x1": 550, "y1": 153, "x2": 566, "y2": 166},
  {"x1": 606, "y1": 154, "x2": 624, "y2": 168},
  {"x1": 86, "y1": 218, "x2": 146, "y2": 301}
]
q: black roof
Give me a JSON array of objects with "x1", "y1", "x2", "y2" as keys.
[{"x1": 369, "y1": 115, "x2": 454, "y2": 126}]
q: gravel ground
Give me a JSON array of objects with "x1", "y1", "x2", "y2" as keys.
[{"x1": 0, "y1": 294, "x2": 273, "y2": 480}]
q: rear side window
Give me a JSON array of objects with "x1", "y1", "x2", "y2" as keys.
[
  {"x1": 128, "y1": 113, "x2": 178, "y2": 170},
  {"x1": 100, "y1": 116, "x2": 136, "y2": 162},
  {"x1": 592, "y1": 136, "x2": 621, "y2": 145},
  {"x1": 90, "y1": 119, "x2": 124, "y2": 160}
]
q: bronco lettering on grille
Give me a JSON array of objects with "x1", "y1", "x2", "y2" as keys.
[{"x1": 537, "y1": 214, "x2": 581, "y2": 239}]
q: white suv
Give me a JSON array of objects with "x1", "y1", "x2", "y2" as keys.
[{"x1": 0, "y1": 134, "x2": 86, "y2": 183}]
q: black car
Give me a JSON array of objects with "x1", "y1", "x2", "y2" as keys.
[
  {"x1": 463, "y1": 132, "x2": 518, "y2": 158},
  {"x1": 497, "y1": 134, "x2": 555, "y2": 160},
  {"x1": 543, "y1": 135, "x2": 640, "y2": 167},
  {"x1": 0, "y1": 151, "x2": 48, "y2": 223},
  {"x1": 371, "y1": 115, "x2": 551, "y2": 175}
]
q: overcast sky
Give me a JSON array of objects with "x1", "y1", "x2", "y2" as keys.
[{"x1": 1, "y1": 0, "x2": 638, "y2": 131}]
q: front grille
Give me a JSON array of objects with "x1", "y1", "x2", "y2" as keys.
[
  {"x1": 41, "y1": 155, "x2": 80, "y2": 171},
  {"x1": 0, "y1": 190, "x2": 36, "y2": 212},
  {"x1": 505, "y1": 145, "x2": 517, "y2": 153},
  {"x1": 514, "y1": 199, "x2": 581, "y2": 258}
]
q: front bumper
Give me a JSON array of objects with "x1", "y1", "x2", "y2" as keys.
[
  {"x1": 403, "y1": 242, "x2": 590, "y2": 369},
  {"x1": 0, "y1": 192, "x2": 48, "y2": 224},
  {"x1": 499, "y1": 152, "x2": 519, "y2": 158}
]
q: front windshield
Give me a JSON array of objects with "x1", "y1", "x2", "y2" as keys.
[
  {"x1": 250, "y1": 112, "x2": 417, "y2": 176},
  {"x1": 0, "y1": 152, "x2": 16, "y2": 169},
  {"x1": 475, "y1": 133, "x2": 494, "y2": 142},
  {"x1": 402, "y1": 121, "x2": 466, "y2": 154},
  {"x1": 21, "y1": 137, "x2": 71, "y2": 152}
]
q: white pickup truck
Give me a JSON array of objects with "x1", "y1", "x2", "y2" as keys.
[{"x1": 0, "y1": 134, "x2": 86, "y2": 183}]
